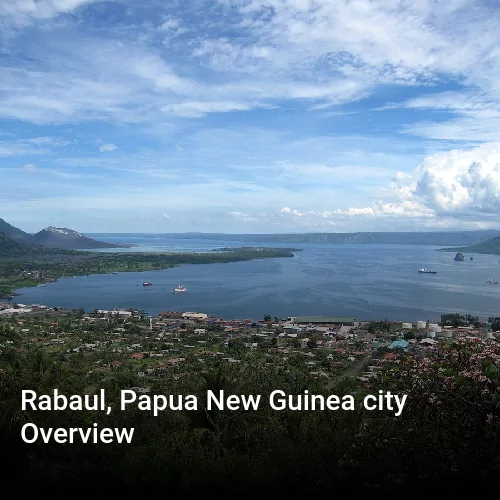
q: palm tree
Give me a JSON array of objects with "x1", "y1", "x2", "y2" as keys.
[{"x1": 186, "y1": 366, "x2": 276, "y2": 453}]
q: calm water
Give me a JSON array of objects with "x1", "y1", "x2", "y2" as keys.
[{"x1": 13, "y1": 235, "x2": 500, "y2": 322}]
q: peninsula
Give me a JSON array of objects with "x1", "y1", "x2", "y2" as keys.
[
  {"x1": 437, "y1": 236, "x2": 500, "y2": 256},
  {"x1": 0, "y1": 235, "x2": 298, "y2": 298}
]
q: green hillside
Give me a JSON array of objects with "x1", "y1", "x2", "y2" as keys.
[
  {"x1": 0, "y1": 218, "x2": 30, "y2": 241},
  {"x1": 438, "y1": 236, "x2": 500, "y2": 256},
  {"x1": 0, "y1": 232, "x2": 30, "y2": 256}
]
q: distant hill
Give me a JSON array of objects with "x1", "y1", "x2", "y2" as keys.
[
  {"x1": 0, "y1": 218, "x2": 30, "y2": 241},
  {"x1": 438, "y1": 236, "x2": 500, "y2": 256},
  {"x1": 154, "y1": 230, "x2": 500, "y2": 246},
  {"x1": 28, "y1": 226, "x2": 133, "y2": 249},
  {"x1": 0, "y1": 232, "x2": 30, "y2": 256}
]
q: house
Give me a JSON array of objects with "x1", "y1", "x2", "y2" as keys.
[
  {"x1": 383, "y1": 353, "x2": 397, "y2": 361},
  {"x1": 389, "y1": 339, "x2": 409, "y2": 349}
]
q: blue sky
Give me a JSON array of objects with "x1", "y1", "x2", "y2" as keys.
[{"x1": 1, "y1": 0, "x2": 500, "y2": 233}]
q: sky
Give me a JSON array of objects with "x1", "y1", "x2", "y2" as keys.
[{"x1": 1, "y1": 0, "x2": 500, "y2": 233}]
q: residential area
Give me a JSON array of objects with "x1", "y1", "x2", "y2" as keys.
[{"x1": 1, "y1": 303, "x2": 498, "y2": 393}]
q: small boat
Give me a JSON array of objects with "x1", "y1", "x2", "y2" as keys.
[
  {"x1": 418, "y1": 268, "x2": 437, "y2": 274},
  {"x1": 173, "y1": 284, "x2": 187, "y2": 293},
  {"x1": 143, "y1": 282, "x2": 152, "y2": 286},
  {"x1": 486, "y1": 277, "x2": 498, "y2": 284}
]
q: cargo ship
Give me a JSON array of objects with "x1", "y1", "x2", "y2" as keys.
[
  {"x1": 487, "y1": 277, "x2": 498, "y2": 284},
  {"x1": 418, "y1": 268, "x2": 437, "y2": 274}
]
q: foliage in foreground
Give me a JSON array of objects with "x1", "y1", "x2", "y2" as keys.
[{"x1": 0, "y1": 339, "x2": 499, "y2": 494}]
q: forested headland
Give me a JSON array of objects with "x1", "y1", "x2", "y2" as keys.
[{"x1": 0, "y1": 243, "x2": 298, "y2": 298}]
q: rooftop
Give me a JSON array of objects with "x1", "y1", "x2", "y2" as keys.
[{"x1": 294, "y1": 316, "x2": 355, "y2": 324}]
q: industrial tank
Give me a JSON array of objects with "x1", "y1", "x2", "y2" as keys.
[
  {"x1": 402, "y1": 322, "x2": 412, "y2": 329},
  {"x1": 427, "y1": 331, "x2": 436, "y2": 338},
  {"x1": 417, "y1": 321, "x2": 426, "y2": 329},
  {"x1": 428, "y1": 324, "x2": 441, "y2": 333}
]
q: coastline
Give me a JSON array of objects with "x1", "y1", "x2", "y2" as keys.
[{"x1": 2, "y1": 246, "x2": 299, "y2": 299}]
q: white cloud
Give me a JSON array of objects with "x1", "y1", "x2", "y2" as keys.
[
  {"x1": 274, "y1": 143, "x2": 500, "y2": 227},
  {"x1": 3, "y1": 1, "x2": 500, "y2": 232},
  {"x1": 1, "y1": 0, "x2": 496, "y2": 128},
  {"x1": 162, "y1": 101, "x2": 260, "y2": 118},
  {"x1": 0, "y1": 0, "x2": 98, "y2": 25},
  {"x1": 99, "y1": 143, "x2": 117, "y2": 152},
  {"x1": 280, "y1": 207, "x2": 303, "y2": 216},
  {"x1": 0, "y1": 136, "x2": 64, "y2": 156}
]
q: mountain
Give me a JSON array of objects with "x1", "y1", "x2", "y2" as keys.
[
  {"x1": 439, "y1": 236, "x2": 500, "y2": 256},
  {"x1": 158, "y1": 230, "x2": 500, "y2": 246},
  {"x1": 0, "y1": 232, "x2": 30, "y2": 256},
  {"x1": 0, "y1": 218, "x2": 30, "y2": 242},
  {"x1": 29, "y1": 227, "x2": 133, "y2": 249}
]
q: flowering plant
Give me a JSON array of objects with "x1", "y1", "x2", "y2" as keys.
[{"x1": 381, "y1": 338, "x2": 500, "y2": 476}]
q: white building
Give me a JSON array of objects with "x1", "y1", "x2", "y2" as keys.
[{"x1": 182, "y1": 312, "x2": 208, "y2": 320}]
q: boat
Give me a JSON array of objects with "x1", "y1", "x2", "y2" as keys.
[
  {"x1": 418, "y1": 268, "x2": 437, "y2": 274},
  {"x1": 173, "y1": 284, "x2": 187, "y2": 293},
  {"x1": 486, "y1": 277, "x2": 498, "y2": 284},
  {"x1": 143, "y1": 282, "x2": 152, "y2": 286}
]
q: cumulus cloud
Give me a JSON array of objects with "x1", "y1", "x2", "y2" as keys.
[
  {"x1": 395, "y1": 144, "x2": 500, "y2": 215},
  {"x1": 280, "y1": 207, "x2": 303, "y2": 216},
  {"x1": 276, "y1": 143, "x2": 500, "y2": 227}
]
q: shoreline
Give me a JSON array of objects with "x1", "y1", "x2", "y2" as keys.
[{"x1": 2, "y1": 246, "x2": 299, "y2": 299}]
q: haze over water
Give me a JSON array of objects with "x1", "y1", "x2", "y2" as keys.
[{"x1": 14, "y1": 235, "x2": 500, "y2": 322}]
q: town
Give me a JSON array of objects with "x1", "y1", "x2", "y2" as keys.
[
  {"x1": 1, "y1": 301, "x2": 498, "y2": 391},
  {"x1": 1, "y1": 301, "x2": 499, "y2": 493}
]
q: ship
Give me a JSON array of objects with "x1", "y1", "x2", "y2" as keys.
[
  {"x1": 173, "y1": 284, "x2": 187, "y2": 293},
  {"x1": 486, "y1": 277, "x2": 498, "y2": 284},
  {"x1": 143, "y1": 282, "x2": 152, "y2": 286},
  {"x1": 418, "y1": 268, "x2": 437, "y2": 274}
]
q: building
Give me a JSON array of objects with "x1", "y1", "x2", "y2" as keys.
[
  {"x1": 389, "y1": 339, "x2": 409, "y2": 349},
  {"x1": 289, "y1": 316, "x2": 355, "y2": 326},
  {"x1": 182, "y1": 312, "x2": 208, "y2": 321}
]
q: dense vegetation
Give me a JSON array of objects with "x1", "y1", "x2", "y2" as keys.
[
  {"x1": 0, "y1": 317, "x2": 499, "y2": 494},
  {"x1": 441, "y1": 313, "x2": 480, "y2": 327},
  {"x1": 439, "y1": 236, "x2": 500, "y2": 256}
]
